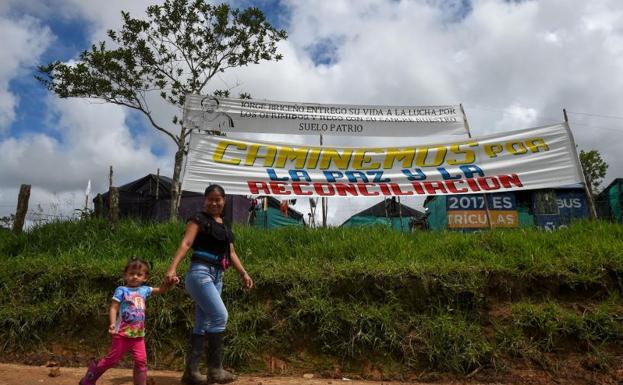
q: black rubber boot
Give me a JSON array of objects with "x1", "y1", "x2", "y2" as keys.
[
  {"x1": 181, "y1": 334, "x2": 207, "y2": 385},
  {"x1": 205, "y1": 333, "x2": 236, "y2": 384}
]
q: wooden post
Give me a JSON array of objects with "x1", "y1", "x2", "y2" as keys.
[
  {"x1": 13, "y1": 184, "x2": 31, "y2": 233},
  {"x1": 109, "y1": 187, "x2": 119, "y2": 226},
  {"x1": 564, "y1": 108, "x2": 597, "y2": 219},
  {"x1": 108, "y1": 166, "x2": 119, "y2": 226}
]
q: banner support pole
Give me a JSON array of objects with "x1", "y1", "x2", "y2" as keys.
[
  {"x1": 320, "y1": 134, "x2": 327, "y2": 228},
  {"x1": 460, "y1": 104, "x2": 493, "y2": 229},
  {"x1": 564, "y1": 109, "x2": 597, "y2": 219}
]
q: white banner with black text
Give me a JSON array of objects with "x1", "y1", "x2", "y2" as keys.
[{"x1": 183, "y1": 94, "x2": 468, "y2": 137}]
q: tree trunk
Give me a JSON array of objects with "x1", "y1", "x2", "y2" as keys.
[{"x1": 170, "y1": 142, "x2": 186, "y2": 222}]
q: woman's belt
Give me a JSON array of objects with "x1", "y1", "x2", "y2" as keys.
[{"x1": 191, "y1": 250, "x2": 223, "y2": 266}]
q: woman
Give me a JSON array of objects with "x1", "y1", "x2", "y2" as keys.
[{"x1": 166, "y1": 184, "x2": 253, "y2": 385}]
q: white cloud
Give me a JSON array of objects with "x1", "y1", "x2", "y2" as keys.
[
  {"x1": 495, "y1": 104, "x2": 539, "y2": 131},
  {"x1": 0, "y1": 15, "x2": 52, "y2": 130},
  {"x1": 0, "y1": 1, "x2": 172, "y2": 219},
  {"x1": 218, "y1": 0, "x2": 623, "y2": 223},
  {"x1": 3, "y1": 0, "x2": 623, "y2": 224},
  {"x1": 0, "y1": 97, "x2": 170, "y2": 218}
]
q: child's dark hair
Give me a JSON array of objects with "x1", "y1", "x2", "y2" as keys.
[
  {"x1": 204, "y1": 184, "x2": 226, "y2": 197},
  {"x1": 124, "y1": 257, "x2": 151, "y2": 274}
]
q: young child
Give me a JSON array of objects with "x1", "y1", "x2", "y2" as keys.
[{"x1": 80, "y1": 257, "x2": 177, "y2": 385}]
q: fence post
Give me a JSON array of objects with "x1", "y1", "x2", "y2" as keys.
[{"x1": 13, "y1": 184, "x2": 31, "y2": 233}]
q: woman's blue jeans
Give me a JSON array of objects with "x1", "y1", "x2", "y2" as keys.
[{"x1": 185, "y1": 263, "x2": 228, "y2": 334}]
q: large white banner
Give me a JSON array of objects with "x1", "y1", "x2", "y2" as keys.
[
  {"x1": 183, "y1": 94, "x2": 467, "y2": 137},
  {"x1": 182, "y1": 123, "x2": 584, "y2": 198}
]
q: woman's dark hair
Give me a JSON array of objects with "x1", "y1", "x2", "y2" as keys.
[
  {"x1": 124, "y1": 257, "x2": 151, "y2": 274},
  {"x1": 204, "y1": 184, "x2": 226, "y2": 197}
]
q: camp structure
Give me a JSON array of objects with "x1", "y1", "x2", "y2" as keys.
[
  {"x1": 341, "y1": 198, "x2": 426, "y2": 231},
  {"x1": 250, "y1": 196, "x2": 305, "y2": 228},
  {"x1": 596, "y1": 178, "x2": 623, "y2": 223},
  {"x1": 425, "y1": 186, "x2": 589, "y2": 231},
  {"x1": 95, "y1": 174, "x2": 250, "y2": 224}
]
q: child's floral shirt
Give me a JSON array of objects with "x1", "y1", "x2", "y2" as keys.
[{"x1": 112, "y1": 286, "x2": 152, "y2": 338}]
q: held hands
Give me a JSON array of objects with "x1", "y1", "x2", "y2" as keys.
[
  {"x1": 159, "y1": 276, "x2": 180, "y2": 293},
  {"x1": 165, "y1": 268, "x2": 179, "y2": 286}
]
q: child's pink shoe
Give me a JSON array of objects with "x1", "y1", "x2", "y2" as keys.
[{"x1": 79, "y1": 358, "x2": 99, "y2": 385}]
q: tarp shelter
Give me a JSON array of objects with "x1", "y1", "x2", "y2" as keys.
[
  {"x1": 596, "y1": 178, "x2": 623, "y2": 223},
  {"x1": 250, "y1": 196, "x2": 305, "y2": 228},
  {"x1": 341, "y1": 198, "x2": 426, "y2": 231},
  {"x1": 95, "y1": 174, "x2": 251, "y2": 224},
  {"x1": 425, "y1": 186, "x2": 589, "y2": 231}
]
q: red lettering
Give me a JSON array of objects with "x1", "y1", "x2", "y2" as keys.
[
  {"x1": 424, "y1": 181, "x2": 448, "y2": 194},
  {"x1": 335, "y1": 183, "x2": 359, "y2": 196},
  {"x1": 269, "y1": 181, "x2": 291, "y2": 195},
  {"x1": 248, "y1": 181, "x2": 270, "y2": 194},
  {"x1": 466, "y1": 178, "x2": 481, "y2": 192},
  {"x1": 445, "y1": 179, "x2": 468, "y2": 193},
  {"x1": 357, "y1": 183, "x2": 379, "y2": 196},
  {"x1": 314, "y1": 183, "x2": 335, "y2": 196},
  {"x1": 499, "y1": 174, "x2": 523, "y2": 188},
  {"x1": 292, "y1": 182, "x2": 312, "y2": 196},
  {"x1": 379, "y1": 183, "x2": 391, "y2": 195},
  {"x1": 390, "y1": 183, "x2": 414, "y2": 195},
  {"x1": 411, "y1": 182, "x2": 426, "y2": 194},
  {"x1": 478, "y1": 176, "x2": 500, "y2": 191}
]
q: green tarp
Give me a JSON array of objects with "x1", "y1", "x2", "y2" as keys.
[
  {"x1": 518, "y1": 205, "x2": 534, "y2": 227},
  {"x1": 341, "y1": 215, "x2": 412, "y2": 232},
  {"x1": 609, "y1": 181, "x2": 622, "y2": 223},
  {"x1": 253, "y1": 206, "x2": 304, "y2": 228},
  {"x1": 425, "y1": 197, "x2": 447, "y2": 231}
]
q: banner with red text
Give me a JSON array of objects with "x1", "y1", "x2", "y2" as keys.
[
  {"x1": 183, "y1": 94, "x2": 467, "y2": 137},
  {"x1": 181, "y1": 123, "x2": 584, "y2": 198}
]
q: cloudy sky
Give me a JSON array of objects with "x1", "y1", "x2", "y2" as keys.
[{"x1": 1, "y1": 0, "x2": 622, "y2": 225}]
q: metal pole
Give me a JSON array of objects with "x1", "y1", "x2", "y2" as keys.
[
  {"x1": 320, "y1": 134, "x2": 327, "y2": 228},
  {"x1": 460, "y1": 104, "x2": 494, "y2": 229},
  {"x1": 398, "y1": 196, "x2": 404, "y2": 232},
  {"x1": 264, "y1": 197, "x2": 268, "y2": 229},
  {"x1": 564, "y1": 109, "x2": 597, "y2": 219}
]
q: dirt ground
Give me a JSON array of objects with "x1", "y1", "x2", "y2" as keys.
[{"x1": 0, "y1": 362, "x2": 539, "y2": 385}]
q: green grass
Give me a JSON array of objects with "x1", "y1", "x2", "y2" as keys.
[{"x1": 0, "y1": 219, "x2": 622, "y2": 375}]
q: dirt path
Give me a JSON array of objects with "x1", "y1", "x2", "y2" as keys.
[
  {"x1": 3, "y1": 362, "x2": 621, "y2": 385},
  {"x1": 0, "y1": 363, "x2": 486, "y2": 385}
]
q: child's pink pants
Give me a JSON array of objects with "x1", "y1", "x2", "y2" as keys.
[{"x1": 80, "y1": 334, "x2": 147, "y2": 385}]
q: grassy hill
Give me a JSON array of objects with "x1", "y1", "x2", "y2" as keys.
[{"x1": 1, "y1": 219, "x2": 622, "y2": 382}]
